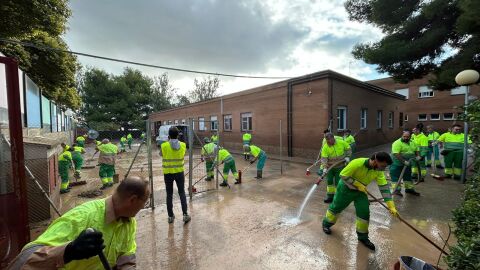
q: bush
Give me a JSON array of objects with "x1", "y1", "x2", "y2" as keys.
[{"x1": 446, "y1": 100, "x2": 480, "y2": 269}]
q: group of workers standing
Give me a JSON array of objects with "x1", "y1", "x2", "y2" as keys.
[
  {"x1": 199, "y1": 130, "x2": 267, "y2": 186},
  {"x1": 318, "y1": 123, "x2": 470, "y2": 251},
  {"x1": 58, "y1": 132, "x2": 145, "y2": 193},
  {"x1": 8, "y1": 121, "x2": 471, "y2": 269}
]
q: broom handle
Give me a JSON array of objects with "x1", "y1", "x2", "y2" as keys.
[
  {"x1": 366, "y1": 190, "x2": 448, "y2": 255},
  {"x1": 315, "y1": 160, "x2": 345, "y2": 185}
]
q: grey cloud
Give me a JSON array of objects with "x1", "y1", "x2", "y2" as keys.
[
  {"x1": 303, "y1": 34, "x2": 360, "y2": 55},
  {"x1": 66, "y1": 0, "x2": 309, "y2": 75}
]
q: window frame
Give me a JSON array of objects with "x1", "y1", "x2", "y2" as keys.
[
  {"x1": 376, "y1": 110, "x2": 383, "y2": 129},
  {"x1": 418, "y1": 86, "x2": 435, "y2": 98},
  {"x1": 223, "y1": 114, "x2": 232, "y2": 131},
  {"x1": 240, "y1": 112, "x2": 252, "y2": 131},
  {"x1": 418, "y1": 114, "x2": 427, "y2": 121},
  {"x1": 443, "y1": 113, "x2": 455, "y2": 121},
  {"x1": 388, "y1": 111, "x2": 394, "y2": 128},
  {"x1": 198, "y1": 117, "x2": 206, "y2": 131},
  {"x1": 360, "y1": 108, "x2": 368, "y2": 130},
  {"x1": 430, "y1": 113, "x2": 440, "y2": 121},
  {"x1": 210, "y1": 115, "x2": 218, "y2": 131},
  {"x1": 337, "y1": 106, "x2": 347, "y2": 131}
]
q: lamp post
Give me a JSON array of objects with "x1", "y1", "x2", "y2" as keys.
[{"x1": 455, "y1": 69, "x2": 480, "y2": 183}]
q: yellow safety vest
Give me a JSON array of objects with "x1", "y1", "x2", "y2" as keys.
[{"x1": 161, "y1": 141, "x2": 186, "y2": 174}]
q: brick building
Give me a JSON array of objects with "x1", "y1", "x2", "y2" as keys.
[
  {"x1": 150, "y1": 70, "x2": 406, "y2": 159},
  {"x1": 368, "y1": 77, "x2": 480, "y2": 132}
]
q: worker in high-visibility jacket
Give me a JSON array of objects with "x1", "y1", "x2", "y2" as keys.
[
  {"x1": 96, "y1": 139, "x2": 118, "y2": 189},
  {"x1": 319, "y1": 133, "x2": 352, "y2": 203},
  {"x1": 8, "y1": 177, "x2": 149, "y2": 270},
  {"x1": 244, "y1": 144, "x2": 267, "y2": 179},
  {"x1": 76, "y1": 134, "x2": 87, "y2": 147},
  {"x1": 438, "y1": 124, "x2": 472, "y2": 180},
  {"x1": 343, "y1": 129, "x2": 356, "y2": 157},
  {"x1": 425, "y1": 125, "x2": 442, "y2": 169},
  {"x1": 321, "y1": 129, "x2": 343, "y2": 146},
  {"x1": 140, "y1": 132, "x2": 146, "y2": 142},
  {"x1": 201, "y1": 137, "x2": 216, "y2": 181},
  {"x1": 322, "y1": 152, "x2": 397, "y2": 251},
  {"x1": 127, "y1": 133, "x2": 133, "y2": 150},
  {"x1": 72, "y1": 143, "x2": 86, "y2": 179},
  {"x1": 411, "y1": 127, "x2": 428, "y2": 180},
  {"x1": 211, "y1": 131, "x2": 219, "y2": 145},
  {"x1": 390, "y1": 130, "x2": 421, "y2": 196},
  {"x1": 59, "y1": 143, "x2": 73, "y2": 194},
  {"x1": 242, "y1": 131, "x2": 252, "y2": 160},
  {"x1": 160, "y1": 126, "x2": 191, "y2": 224},
  {"x1": 216, "y1": 147, "x2": 240, "y2": 186},
  {"x1": 120, "y1": 135, "x2": 127, "y2": 152}
]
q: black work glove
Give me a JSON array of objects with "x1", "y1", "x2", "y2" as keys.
[{"x1": 64, "y1": 229, "x2": 105, "y2": 264}]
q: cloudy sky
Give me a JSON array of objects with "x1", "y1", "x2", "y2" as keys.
[{"x1": 64, "y1": 0, "x2": 386, "y2": 96}]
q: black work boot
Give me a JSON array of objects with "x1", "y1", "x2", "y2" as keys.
[
  {"x1": 323, "y1": 197, "x2": 333, "y2": 204},
  {"x1": 322, "y1": 225, "x2": 332, "y2": 235},
  {"x1": 255, "y1": 170, "x2": 262, "y2": 179},
  {"x1": 234, "y1": 179, "x2": 241, "y2": 184},
  {"x1": 405, "y1": 189, "x2": 420, "y2": 196},
  {"x1": 359, "y1": 238, "x2": 376, "y2": 251},
  {"x1": 219, "y1": 181, "x2": 228, "y2": 187}
]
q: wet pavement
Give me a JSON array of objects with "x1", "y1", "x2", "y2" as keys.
[{"x1": 136, "y1": 152, "x2": 463, "y2": 270}]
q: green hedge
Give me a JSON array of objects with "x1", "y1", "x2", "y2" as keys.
[{"x1": 446, "y1": 100, "x2": 480, "y2": 269}]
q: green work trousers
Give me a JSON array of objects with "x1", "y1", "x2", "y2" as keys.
[
  {"x1": 59, "y1": 160, "x2": 71, "y2": 191},
  {"x1": 99, "y1": 164, "x2": 115, "y2": 185},
  {"x1": 390, "y1": 163, "x2": 415, "y2": 192},
  {"x1": 128, "y1": 139, "x2": 133, "y2": 149},
  {"x1": 222, "y1": 159, "x2": 238, "y2": 182},
  {"x1": 72, "y1": 152, "x2": 83, "y2": 172},
  {"x1": 323, "y1": 181, "x2": 370, "y2": 240},
  {"x1": 326, "y1": 167, "x2": 343, "y2": 199},
  {"x1": 444, "y1": 150, "x2": 463, "y2": 178},
  {"x1": 205, "y1": 160, "x2": 214, "y2": 179},
  {"x1": 411, "y1": 156, "x2": 426, "y2": 178}
]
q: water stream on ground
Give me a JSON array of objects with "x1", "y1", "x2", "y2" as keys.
[{"x1": 296, "y1": 184, "x2": 318, "y2": 219}]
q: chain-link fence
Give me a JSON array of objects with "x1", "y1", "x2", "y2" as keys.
[{"x1": 146, "y1": 118, "x2": 223, "y2": 209}]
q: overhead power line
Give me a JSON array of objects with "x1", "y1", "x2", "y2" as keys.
[{"x1": 0, "y1": 38, "x2": 293, "y2": 79}]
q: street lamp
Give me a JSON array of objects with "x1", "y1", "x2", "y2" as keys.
[{"x1": 455, "y1": 69, "x2": 480, "y2": 182}]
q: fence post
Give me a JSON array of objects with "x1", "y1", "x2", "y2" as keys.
[
  {"x1": 188, "y1": 118, "x2": 194, "y2": 200},
  {"x1": 280, "y1": 119, "x2": 283, "y2": 175},
  {"x1": 1, "y1": 56, "x2": 30, "y2": 249},
  {"x1": 146, "y1": 119, "x2": 154, "y2": 210}
]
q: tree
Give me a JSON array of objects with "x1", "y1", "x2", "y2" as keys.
[
  {"x1": 345, "y1": 0, "x2": 480, "y2": 89},
  {"x1": 0, "y1": 0, "x2": 80, "y2": 109},
  {"x1": 189, "y1": 76, "x2": 220, "y2": 102},
  {"x1": 79, "y1": 67, "x2": 154, "y2": 130},
  {"x1": 175, "y1": 94, "x2": 191, "y2": 107},
  {"x1": 151, "y1": 73, "x2": 175, "y2": 111}
]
